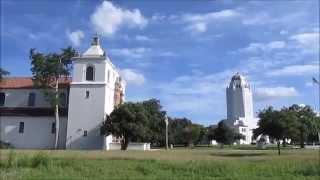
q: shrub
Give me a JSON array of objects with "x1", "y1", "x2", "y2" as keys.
[
  {"x1": 6, "y1": 150, "x2": 17, "y2": 168},
  {"x1": 30, "y1": 153, "x2": 50, "y2": 168},
  {"x1": 0, "y1": 141, "x2": 12, "y2": 149}
]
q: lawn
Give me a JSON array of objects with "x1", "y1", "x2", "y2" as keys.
[{"x1": 0, "y1": 147, "x2": 319, "y2": 180}]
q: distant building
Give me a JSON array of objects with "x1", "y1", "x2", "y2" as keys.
[
  {"x1": 0, "y1": 36, "x2": 126, "y2": 149},
  {"x1": 226, "y1": 73, "x2": 258, "y2": 144}
]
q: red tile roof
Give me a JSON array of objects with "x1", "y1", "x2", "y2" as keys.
[{"x1": 0, "y1": 77, "x2": 70, "y2": 89}]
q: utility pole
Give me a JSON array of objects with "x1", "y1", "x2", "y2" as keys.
[
  {"x1": 312, "y1": 77, "x2": 320, "y2": 143},
  {"x1": 165, "y1": 116, "x2": 169, "y2": 150}
]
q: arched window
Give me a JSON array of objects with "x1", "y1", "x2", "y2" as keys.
[{"x1": 86, "y1": 66, "x2": 94, "y2": 81}]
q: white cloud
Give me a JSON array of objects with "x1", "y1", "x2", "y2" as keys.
[
  {"x1": 186, "y1": 22, "x2": 207, "y2": 33},
  {"x1": 239, "y1": 41, "x2": 286, "y2": 53},
  {"x1": 90, "y1": 1, "x2": 147, "y2": 36},
  {"x1": 151, "y1": 14, "x2": 166, "y2": 21},
  {"x1": 183, "y1": 9, "x2": 239, "y2": 33},
  {"x1": 255, "y1": 87, "x2": 299, "y2": 101},
  {"x1": 151, "y1": 14, "x2": 179, "y2": 22},
  {"x1": 156, "y1": 70, "x2": 233, "y2": 111},
  {"x1": 135, "y1": 35, "x2": 153, "y2": 41},
  {"x1": 120, "y1": 69, "x2": 145, "y2": 86},
  {"x1": 305, "y1": 82, "x2": 313, "y2": 87},
  {"x1": 268, "y1": 41, "x2": 286, "y2": 49},
  {"x1": 241, "y1": 10, "x2": 307, "y2": 27},
  {"x1": 290, "y1": 32, "x2": 319, "y2": 51},
  {"x1": 110, "y1": 47, "x2": 150, "y2": 58},
  {"x1": 158, "y1": 51, "x2": 177, "y2": 57},
  {"x1": 267, "y1": 64, "x2": 318, "y2": 77},
  {"x1": 66, "y1": 30, "x2": 84, "y2": 47},
  {"x1": 280, "y1": 30, "x2": 288, "y2": 35},
  {"x1": 183, "y1": 9, "x2": 239, "y2": 22},
  {"x1": 110, "y1": 47, "x2": 177, "y2": 59},
  {"x1": 241, "y1": 13, "x2": 271, "y2": 25}
]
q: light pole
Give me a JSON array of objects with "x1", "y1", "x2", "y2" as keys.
[
  {"x1": 165, "y1": 116, "x2": 169, "y2": 150},
  {"x1": 312, "y1": 77, "x2": 320, "y2": 143}
]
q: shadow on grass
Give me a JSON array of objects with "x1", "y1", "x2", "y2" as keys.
[{"x1": 211, "y1": 152, "x2": 268, "y2": 157}]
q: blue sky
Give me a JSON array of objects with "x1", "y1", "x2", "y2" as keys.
[{"x1": 1, "y1": 0, "x2": 319, "y2": 125}]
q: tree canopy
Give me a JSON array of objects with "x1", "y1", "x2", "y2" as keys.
[
  {"x1": 29, "y1": 46, "x2": 76, "y2": 149},
  {"x1": 0, "y1": 68, "x2": 10, "y2": 81},
  {"x1": 103, "y1": 102, "x2": 149, "y2": 150},
  {"x1": 254, "y1": 105, "x2": 320, "y2": 155},
  {"x1": 141, "y1": 99, "x2": 167, "y2": 146},
  {"x1": 254, "y1": 107, "x2": 287, "y2": 155},
  {"x1": 168, "y1": 117, "x2": 204, "y2": 147},
  {"x1": 212, "y1": 120, "x2": 244, "y2": 148}
]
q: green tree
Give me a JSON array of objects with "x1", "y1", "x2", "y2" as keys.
[
  {"x1": 184, "y1": 124, "x2": 201, "y2": 147},
  {"x1": 287, "y1": 104, "x2": 317, "y2": 148},
  {"x1": 141, "y1": 99, "x2": 167, "y2": 146},
  {"x1": 169, "y1": 118, "x2": 201, "y2": 147},
  {"x1": 196, "y1": 125, "x2": 207, "y2": 145},
  {"x1": 212, "y1": 120, "x2": 244, "y2": 148},
  {"x1": 206, "y1": 125, "x2": 217, "y2": 146},
  {"x1": 0, "y1": 68, "x2": 10, "y2": 81},
  {"x1": 103, "y1": 102, "x2": 149, "y2": 150},
  {"x1": 279, "y1": 107, "x2": 299, "y2": 147},
  {"x1": 308, "y1": 116, "x2": 320, "y2": 143},
  {"x1": 29, "y1": 47, "x2": 76, "y2": 149},
  {"x1": 254, "y1": 107, "x2": 286, "y2": 155}
]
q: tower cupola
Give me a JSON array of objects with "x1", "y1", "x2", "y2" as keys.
[{"x1": 82, "y1": 35, "x2": 105, "y2": 57}]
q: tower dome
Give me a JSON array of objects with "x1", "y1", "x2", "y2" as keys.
[{"x1": 229, "y1": 72, "x2": 250, "y2": 89}]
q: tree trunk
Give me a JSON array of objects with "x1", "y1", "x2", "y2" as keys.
[
  {"x1": 54, "y1": 78, "x2": 60, "y2": 149},
  {"x1": 121, "y1": 137, "x2": 129, "y2": 150},
  {"x1": 282, "y1": 138, "x2": 286, "y2": 147},
  {"x1": 277, "y1": 140, "x2": 281, "y2": 156},
  {"x1": 300, "y1": 130, "x2": 305, "y2": 148}
]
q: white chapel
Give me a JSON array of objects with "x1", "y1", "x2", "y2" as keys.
[{"x1": 0, "y1": 36, "x2": 126, "y2": 150}]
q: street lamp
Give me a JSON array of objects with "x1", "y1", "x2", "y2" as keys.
[
  {"x1": 165, "y1": 116, "x2": 169, "y2": 150},
  {"x1": 312, "y1": 77, "x2": 320, "y2": 144}
]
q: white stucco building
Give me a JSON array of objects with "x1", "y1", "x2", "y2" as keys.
[
  {"x1": 0, "y1": 36, "x2": 126, "y2": 150},
  {"x1": 226, "y1": 73, "x2": 258, "y2": 144}
]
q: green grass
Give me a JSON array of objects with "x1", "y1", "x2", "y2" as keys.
[{"x1": 0, "y1": 147, "x2": 319, "y2": 180}]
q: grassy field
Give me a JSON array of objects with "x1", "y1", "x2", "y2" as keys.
[{"x1": 0, "y1": 147, "x2": 319, "y2": 180}]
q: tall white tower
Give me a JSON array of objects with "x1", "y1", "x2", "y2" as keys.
[
  {"x1": 66, "y1": 35, "x2": 125, "y2": 149},
  {"x1": 226, "y1": 73, "x2": 256, "y2": 144},
  {"x1": 226, "y1": 73, "x2": 254, "y2": 125}
]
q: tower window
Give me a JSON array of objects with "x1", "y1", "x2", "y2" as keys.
[
  {"x1": 86, "y1": 66, "x2": 94, "y2": 81},
  {"x1": 85, "y1": 91, "x2": 90, "y2": 98},
  {"x1": 0, "y1": 93, "x2": 5, "y2": 106},
  {"x1": 84, "y1": 130, "x2": 88, "y2": 137},
  {"x1": 19, "y1": 122, "x2": 24, "y2": 133},
  {"x1": 28, "y1": 92, "x2": 36, "y2": 106},
  {"x1": 51, "y1": 122, "x2": 56, "y2": 134}
]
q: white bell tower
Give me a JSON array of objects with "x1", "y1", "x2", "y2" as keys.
[{"x1": 66, "y1": 35, "x2": 125, "y2": 149}]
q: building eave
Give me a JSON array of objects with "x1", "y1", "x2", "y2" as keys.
[{"x1": 0, "y1": 107, "x2": 68, "y2": 117}]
